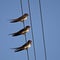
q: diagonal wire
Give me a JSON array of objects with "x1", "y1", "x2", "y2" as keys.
[
  {"x1": 20, "y1": 0, "x2": 30, "y2": 60},
  {"x1": 38, "y1": 0, "x2": 47, "y2": 60},
  {"x1": 27, "y1": 0, "x2": 37, "y2": 60}
]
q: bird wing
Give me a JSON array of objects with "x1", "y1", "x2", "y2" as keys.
[{"x1": 12, "y1": 42, "x2": 29, "y2": 52}]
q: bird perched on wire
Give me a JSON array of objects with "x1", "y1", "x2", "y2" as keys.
[
  {"x1": 10, "y1": 13, "x2": 28, "y2": 23},
  {"x1": 10, "y1": 26, "x2": 30, "y2": 37},
  {"x1": 11, "y1": 40, "x2": 32, "y2": 52}
]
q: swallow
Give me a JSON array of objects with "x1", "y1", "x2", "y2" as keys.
[
  {"x1": 10, "y1": 13, "x2": 28, "y2": 23},
  {"x1": 10, "y1": 26, "x2": 30, "y2": 37},
  {"x1": 11, "y1": 40, "x2": 32, "y2": 52}
]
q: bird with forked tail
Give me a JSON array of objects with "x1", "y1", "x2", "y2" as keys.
[
  {"x1": 9, "y1": 26, "x2": 30, "y2": 37},
  {"x1": 11, "y1": 40, "x2": 32, "y2": 52},
  {"x1": 10, "y1": 13, "x2": 28, "y2": 23}
]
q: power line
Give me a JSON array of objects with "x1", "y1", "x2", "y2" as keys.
[
  {"x1": 20, "y1": 0, "x2": 30, "y2": 60},
  {"x1": 38, "y1": 0, "x2": 47, "y2": 60},
  {"x1": 27, "y1": 0, "x2": 37, "y2": 60}
]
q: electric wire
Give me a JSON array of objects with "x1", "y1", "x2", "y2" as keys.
[
  {"x1": 27, "y1": 0, "x2": 37, "y2": 60},
  {"x1": 38, "y1": 0, "x2": 47, "y2": 60},
  {"x1": 20, "y1": 0, "x2": 30, "y2": 60}
]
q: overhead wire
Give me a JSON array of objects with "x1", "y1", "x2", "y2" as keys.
[
  {"x1": 27, "y1": 0, "x2": 37, "y2": 60},
  {"x1": 38, "y1": 0, "x2": 47, "y2": 60},
  {"x1": 20, "y1": 0, "x2": 30, "y2": 60}
]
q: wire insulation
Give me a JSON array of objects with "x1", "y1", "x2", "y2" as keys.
[
  {"x1": 27, "y1": 0, "x2": 37, "y2": 60},
  {"x1": 20, "y1": 0, "x2": 30, "y2": 60},
  {"x1": 38, "y1": 0, "x2": 47, "y2": 60}
]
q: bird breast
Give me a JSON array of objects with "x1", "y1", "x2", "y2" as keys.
[
  {"x1": 26, "y1": 29, "x2": 30, "y2": 32},
  {"x1": 24, "y1": 17, "x2": 27, "y2": 20},
  {"x1": 24, "y1": 44, "x2": 31, "y2": 49},
  {"x1": 28, "y1": 44, "x2": 31, "y2": 48}
]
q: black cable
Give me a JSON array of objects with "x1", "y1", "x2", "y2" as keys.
[
  {"x1": 38, "y1": 0, "x2": 47, "y2": 60},
  {"x1": 20, "y1": 0, "x2": 30, "y2": 60},
  {"x1": 27, "y1": 0, "x2": 37, "y2": 60}
]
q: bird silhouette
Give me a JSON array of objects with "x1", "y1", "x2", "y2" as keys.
[
  {"x1": 11, "y1": 40, "x2": 32, "y2": 52},
  {"x1": 10, "y1": 13, "x2": 28, "y2": 23},
  {"x1": 10, "y1": 26, "x2": 30, "y2": 37}
]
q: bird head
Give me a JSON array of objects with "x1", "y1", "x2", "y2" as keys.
[
  {"x1": 28, "y1": 40, "x2": 32, "y2": 44},
  {"x1": 26, "y1": 26, "x2": 30, "y2": 29},
  {"x1": 25, "y1": 26, "x2": 30, "y2": 32},
  {"x1": 24, "y1": 13, "x2": 29, "y2": 16}
]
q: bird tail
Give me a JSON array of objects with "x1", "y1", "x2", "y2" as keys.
[
  {"x1": 9, "y1": 33, "x2": 20, "y2": 37},
  {"x1": 11, "y1": 47, "x2": 24, "y2": 52},
  {"x1": 10, "y1": 19, "x2": 18, "y2": 23},
  {"x1": 14, "y1": 48, "x2": 23, "y2": 52}
]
